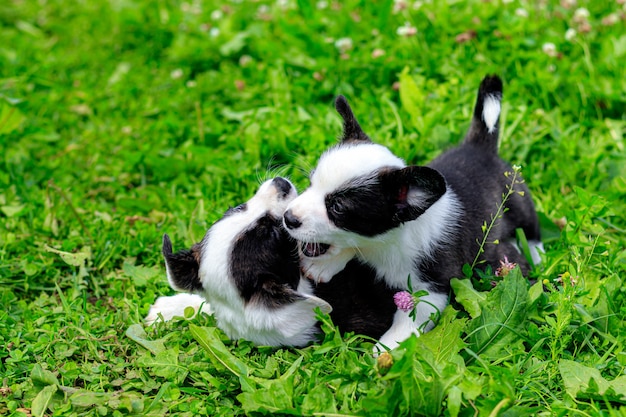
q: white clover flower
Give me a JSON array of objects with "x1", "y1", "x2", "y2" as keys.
[
  {"x1": 186, "y1": 80, "x2": 197, "y2": 88},
  {"x1": 209, "y1": 27, "x2": 220, "y2": 37},
  {"x1": 190, "y1": 4, "x2": 201, "y2": 15},
  {"x1": 393, "y1": 0, "x2": 408, "y2": 14},
  {"x1": 334, "y1": 37, "x2": 353, "y2": 53},
  {"x1": 542, "y1": 42, "x2": 558, "y2": 57},
  {"x1": 316, "y1": 0, "x2": 328, "y2": 9},
  {"x1": 560, "y1": 0, "x2": 577, "y2": 9},
  {"x1": 371, "y1": 48, "x2": 385, "y2": 59},
  {"x1": 276, "y1": 0, "x2": 290, "y2": 9},
  {"x1": 170, "y1": 68, "x2": 184, "y2": 79},
  {"x1": 573, "y1": 7, "x2": 590, "y2": 23},
  {"x1": 601, "y1": 13, "x2": 619, "y2": 26},
  {"x1": 239, "y1": 55, "x2": 253, "y2": 67},
  {"x1": 210, "y1": 9, "x2": 223, "y2": 20},
  {"x1": 396, "y1": 22, "x2": 417, "y2": 37},
  {"x1": 515, "y1": 8, "x2": 529, "y2": 18},
  {"x1": 565, "y1": 28, "x2": 577, "y2": 41}
]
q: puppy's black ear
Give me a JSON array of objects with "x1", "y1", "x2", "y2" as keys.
[
  {"x1": 251, "y1": 277, "x2": 332, "y2": 313},
  {"x1": 162, "y1": 234, "x2": 203, "y2": 292},
  {"x1": 379, "y1": 166, "x2": 447, "y2": 223},
  {"x1": 464, "y1": 75, "x2": 503, "y2": 154},
  {"x1": 335, "y1": 95, "x2": 371, "y2": 143}
]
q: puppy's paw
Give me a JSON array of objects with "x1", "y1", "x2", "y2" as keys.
[
  {"x1": 374, "y1": 330, "x2": 406, "y2": 354},
  {"x1": 145, "y1": 293, "x2": 211, "y2": 325},
  {"x1": 374, "y1": 310, "x2": 421, "y2": 354},
  {"x1": 300, "y1": 247, "x2": 355, "y2": 283}
]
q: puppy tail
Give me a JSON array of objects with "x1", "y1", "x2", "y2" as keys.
[
  {"x1": 162, "y1": 234, "x2": 203, "y2": 292},
  {"x1": 463, "y1": 75, "x2": 503, "y2": 154}
]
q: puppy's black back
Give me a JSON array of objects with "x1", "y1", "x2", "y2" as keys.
[{"x1": 423, "y1": 76, "x2": 540, "y2": 284}]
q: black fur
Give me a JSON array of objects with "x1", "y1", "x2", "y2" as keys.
[
  {"x1": 314, "y1": 259, "x2": 398, "y2": 339},
  {"x1": 162, "y1": 234, "x2": 203, "y2": 292},
  {"x1": 335, "y1": 95, "x2": 371, "y2": 143},
  {"x1": 272, "y1": 177, "x2": 295, "y2": 198},
  {"x1": 229, "y1": 214, "x2": 302, "y2": 307},
  {"x1": 325, "y1": 166, "x2": 446, "y2": 236}
]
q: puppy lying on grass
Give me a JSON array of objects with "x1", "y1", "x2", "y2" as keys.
[
  {"x1": 146, "y1": 177, "x2": 397, "y2": 346},
  {"x1": 282, "y1": 75, "x2": 543, "y2": 351}
]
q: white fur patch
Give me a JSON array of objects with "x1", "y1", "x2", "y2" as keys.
[
  {"x1": 482, "y1": 94, "x2": 501, "y2": 134},
  {"x1": 213, "y1": 278, "x2": 331, "y2": 347},
  {"x1": 145, "y1": 293, "x2": 211, "y2": 325},
  {"x1": 528, "y1": 240, "x2": 544, "y2": 266},
  {"x1": 508, "y1": 237, "x2": 545, "y2": 267},
  {"x1": 314, "y1": 143, "x2": 404, "y2": 190}
]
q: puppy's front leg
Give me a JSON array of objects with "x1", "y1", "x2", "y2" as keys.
[
  {"x1": 374, "y1": 291, "x2": 448, "y2": 352},
  {"x1": 300, "y1": 247, "x2": 356, "y2": 283},
  {"x1": 375, "y1": 310, "x2": 419, "y2": 352}
]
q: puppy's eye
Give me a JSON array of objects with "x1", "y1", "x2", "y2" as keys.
[
  {"x1": 330, "y1": 199, "x2": 345, "y2": 215},
  {"x1": 269, "y1": 226, "x2": 282, "y2": 241}
]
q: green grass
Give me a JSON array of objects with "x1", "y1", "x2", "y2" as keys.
[{"x1": 1, "y1": 0, "x2": 625, "y2": 415}]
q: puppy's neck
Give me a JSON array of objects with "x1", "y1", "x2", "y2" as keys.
[{"x1": 359, "y1": 189, "x2": 462, "y2": 289}]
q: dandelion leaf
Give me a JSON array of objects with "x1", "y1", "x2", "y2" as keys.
[
  {"x1": 363, "y1": 323, "x2": 467, "y2": 417},
  {"x1": 31, "y1": 385, "x2": 58, "y2": 417},
  {"x1": 31, "y1": 363, "x2": 59, "y2": 387},
  {"x1": 122, "y1": 262, "x2": 160, "y2": 287},
  {"x1": 418, "y1": 305, "x2": 466, "y2": 367},
  {"x1": 0, "y1": 101, "x2": 25, "y2": 135},
  {"x1": 451, "y1": 278, "x2": 485, "y2": 318},
  {"x1": 399, "y1": 67, "x2": 425, "y2": 132},
  {"x1": 300, "y1": 383, "x2": 338, "y2": 415},
  {"x1": 465, "y1": 268, "x2": 528, "y2": 359},
  {"x1": 44, "y1": 244, "x2": 90, "y2": 267},
  {"x1": 137, "y1": 348, "x2": 186, "y2": 383},
  {"x1": 125, "y1": 324, "x2": 167, "y2": 355},
  {"x1": 69, "y1": 390, "x2": 110, "y2": 408},
  {"x1": 559, "y1": 359, "x2": 626, "y2": 403},
  {"x1": 237, "y1": 357, "x2": 303, "y2": 414},
  {"x1": 189, "y1": 324, "x2": 254, "y2": 389}
]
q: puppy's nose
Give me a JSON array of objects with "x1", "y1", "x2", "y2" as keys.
[
  {"x1": 272, "y1": 177, "x2": 293, "y2": 198},
  {"x1": 283, "y1": 209, "x2": 302, "y2": 229}
]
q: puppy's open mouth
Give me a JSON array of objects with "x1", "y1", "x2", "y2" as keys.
[{"x1": 301, "y1": 242, "x2": 331, "y2": 257}]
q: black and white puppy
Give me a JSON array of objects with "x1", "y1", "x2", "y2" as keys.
[
  {"x1": 146, "y1": 177, "x2": 397, "y2": 346},
  {"x1": 282, "y1": 75, "x2": 543, "y2": 350}
]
